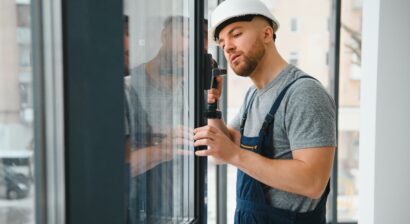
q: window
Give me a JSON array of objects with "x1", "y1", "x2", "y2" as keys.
[
  {"x1": 289, "y1": 52, "x2": 299, "y2": 66},
  {"x1": 124, "y1": 0, "x2": 196, "y2": 223},
  {"x1": 290, "y1": 18, "x2": 298, "y2": 32},
  {"x1": 338, "y1": 0, "x2": 362, "y2": 222},
  {"x1": 326, "y1": 51, "x2": 329, "y2": 65},
  {"x1": 0, "y1": 1, "x2": 35, "y2": 223}
]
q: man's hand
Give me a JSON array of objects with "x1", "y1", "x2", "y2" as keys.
[
  {"x1": 157, "y1": 125, "x2": 193, "y2": 162},
  {"x1": 130, "y1": 125, "x2": 193, "y2": 176},
  {"x1": 194, "y1": 125, "x2": 242, "y2": 164},
  {"x1": 207, "y1": 76, "x2": 223, "y2": 104},
  {"x1": 206, "y1": 75, "x2": 233, "y2": 164}
]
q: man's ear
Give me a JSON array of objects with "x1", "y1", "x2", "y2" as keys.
[
  {"x1": 161, "y1": 26, "x2": 170, "y2": 44},
  {"x1": 263, "y1": 25, "x2": 274, "y2": 44},
  {"x1": 161, "y1": 28, "x2": 166, "y2": 44}
]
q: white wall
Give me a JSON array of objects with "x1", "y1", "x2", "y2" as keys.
[{"x1": 360, "y1": 0, "x2": 410, "y2": 223}]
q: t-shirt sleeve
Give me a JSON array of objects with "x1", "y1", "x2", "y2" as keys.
[
  {"x1": 228, "y1": 108, "x2": 242, "y2": 131},
  {"x1": 284, "y1": 80, "x2": 337, "y2": 150}
]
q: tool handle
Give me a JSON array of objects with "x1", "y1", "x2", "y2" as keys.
[
  {"x1": 206, "y1": 68, "x2": 227, "y2": 119},
  {"x1": 208, "y1": 69, "x2": 222, "y2": 110}
]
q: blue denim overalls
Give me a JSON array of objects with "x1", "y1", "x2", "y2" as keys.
[{"x1": 234, "y1": 76, "x2": 330, "y2": 224}]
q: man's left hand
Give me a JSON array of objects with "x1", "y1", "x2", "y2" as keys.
[{"x1": 193, "y1": 125, "x2": 241, "y2": 164}]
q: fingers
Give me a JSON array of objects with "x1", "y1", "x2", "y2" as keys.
[
  {"x1": 164, "y1": 126, "x2": 194, "y2": 145},
  {"x1": 208, "y1": 96, "x2": 217, "y2": 104},
  {"x1": 175, "y1": 125, "x2": 194, "y2": 134},
  {"x1": 176, "y1": 137, "x2": 193, "y2": 148},
  {"x1": 193, "y1": 126, "x2": 217, "y2": 157},
  {"x1": 194, "y1": 125, "x2": 218, "y2": 134},
  {"x1": 195, "y1": 149, "x2": 212, "y2": 157},
  {"x1": 157, "y1": 125, "x2": 222, "y2": 158},
  {"x1": 193, "y1": 126, "x2": 220, "y2": 145},
  {"x1": 174, "y1": 129, "x2": 194, "y2": 142},
  {"x1": 208, "y1": 88, "x2": 221, "y2": 96},
  {"x1": 208, "y1": 88, "x2": 221, "y2": 103},
  {"x1": 193, "y1": 138, "x2": 213, "y2": 148},
  {"x1": 160, "y1": 137, "x2": 193, "y2": 151},
  {"x1": 215, "y1": 76, "x2": 223, "y2": 92},
  {"x1": 193, "y1": 130, "x2": 215, "y2": 141}
]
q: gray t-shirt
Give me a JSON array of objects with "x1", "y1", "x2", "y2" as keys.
[
  {"x1": 229, "y1": 64, "x2": 336, "y2": 212},
  {"x1": 128, "y1": 65, "x2": 184, "y2": 139}
]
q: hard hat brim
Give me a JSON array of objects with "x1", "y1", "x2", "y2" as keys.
[{"x1": 208, "y1": 0, "x2": 280, "y2": 46}]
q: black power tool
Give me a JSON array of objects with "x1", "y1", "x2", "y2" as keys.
[{"x1": 204, "y1": 54, "x2": 227, "y2": 119}]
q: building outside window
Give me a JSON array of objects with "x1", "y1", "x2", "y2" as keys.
[
  {"x1": 289, "y1": 52, "x2": 299, "y2": 66},
  {"x1": 0, "y1": 0, "x2": 35, "y2": 223},
  {"x1": 290, "y1": 17, "x2": 298, "y2": 32},
  {"x1": 338, "y1": 0, "x2": 362, "y2": 221}
]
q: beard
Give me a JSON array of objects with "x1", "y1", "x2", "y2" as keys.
[{"x1": 230, "y1": 39, "x2": 265, "y2": 77}]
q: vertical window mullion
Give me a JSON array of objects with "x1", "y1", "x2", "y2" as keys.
[
  {"x1": 329, "y1": 0, "x2": 342, "y2": 223},
  {"x1": 194, "y1": 0, "x2": 207, "y2": 223}
]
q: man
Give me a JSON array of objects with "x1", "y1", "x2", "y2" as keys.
[{"x1": 194, "y1": 0, "x2": 336, "y2": 223}]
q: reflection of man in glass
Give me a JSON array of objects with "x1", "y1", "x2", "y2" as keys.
[{"x1": 125, "y1": 15, "x2": 190, "y2": 224}]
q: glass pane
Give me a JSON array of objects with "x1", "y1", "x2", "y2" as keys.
[
  {"x1": 338, "y1": 0, "x2": 362, "y2": 222},
  {"x1": 0, "y1": 0, "x2": 35, "y2": 223},
  {"x1": 216, "y1": 1, "x2": 332, "y2": 223},
  {"x1": 124, "y1": 0, "x2": 195, "y2": 223}
]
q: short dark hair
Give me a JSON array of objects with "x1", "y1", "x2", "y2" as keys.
[
  {"x1": 214, "y1": 15, "x2": 277, "y2": 42},
  {"x1": 163, "y1": 15, "x2": 189, "y2": 36}
]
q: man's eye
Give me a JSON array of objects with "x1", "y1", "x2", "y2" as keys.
[{"x1": 233, "y1": 33, "x2": 242, "y2": 38}]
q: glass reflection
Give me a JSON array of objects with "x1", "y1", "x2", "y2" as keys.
[{"x1": 124, "y1": 13, "x2": 193, "y2": 223}]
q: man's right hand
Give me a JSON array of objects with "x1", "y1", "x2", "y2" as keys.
[
  {"x1": 206, "y1": 75, "x2": 227, "y2": 164},
  {"x1": 207, "y1": 76, "x2": 224, "y2": 104}
]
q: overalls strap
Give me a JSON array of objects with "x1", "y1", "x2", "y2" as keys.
[
  {"x1": 260, "y1": 75, "x2": 317, "y2": 134},
  {"x1": 240, "y1": 89, "x2": 257, "y2": 135}
]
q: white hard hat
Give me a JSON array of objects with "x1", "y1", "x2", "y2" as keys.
[{"x1": 209, "y1": 0, "x2": 280, "y2": 45}]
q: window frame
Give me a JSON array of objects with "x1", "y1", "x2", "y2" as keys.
[
  {"x1": 61, "y1": 0, "x2": 125, "y2": 223},
  {"x1": 193, "y1": 0, "x2": 208, "y2": 223},
  {"x1": 32, "y1": 0, "x2": 66, "y2": 223}
]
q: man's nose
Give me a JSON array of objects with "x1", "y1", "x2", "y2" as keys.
[{"x1": 224, "y1": 39, "x2": 236, "y2": 54}]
